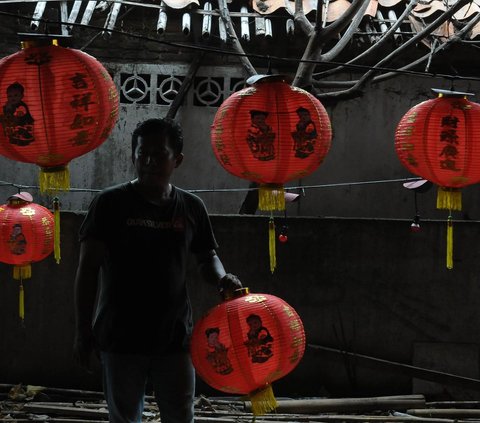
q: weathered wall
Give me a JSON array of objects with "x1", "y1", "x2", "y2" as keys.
[{"x1": 1, "y1": 212, "x2": 479, "y2": 399}]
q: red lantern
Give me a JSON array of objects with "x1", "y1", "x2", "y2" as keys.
[
  {"x1": 190, "y1": 288, "x2": 306, "y2": 416},
  {"x1": 211, "y1": 75, "x2": 332, "y2": 211},
  {"x1": 0, "y1": 192, "x2": 55, "y2": 321},
  {"x1": 0, "y1": 36, "x2": 119, "y2": 192},
  {"x1": 395, "y1": 89, "x2": 480, "y2": 268},
  {"x1": 211, "y1": 75, "x2": 331, "y2": 272}
]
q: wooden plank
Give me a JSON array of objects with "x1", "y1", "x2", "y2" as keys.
[{"x1": 22, "y1": 402, "x2": 109, "y2": 419}]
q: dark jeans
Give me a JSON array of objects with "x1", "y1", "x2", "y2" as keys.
[{"x1": 100, "y1": 351, "x2": 195, "y2": 423}]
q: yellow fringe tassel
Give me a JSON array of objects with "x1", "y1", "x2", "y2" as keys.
[
  {"x1": 437, "y1": 187, "x2": 462, "y2": 211},
  {"x1": 259, "y1": 186, "x2": 285, "y2": 211},
  {"x1": 13, "y1": 265, "x2": 31, "y2": 280},
  {"x1": 39, "y1": 166, "x2": 70, "y2": 194},
  {"x1": 19, "y1": 282, "x2": 25, "y2": 321},
  {"x1": 249, "y1": 384, "x2": 278, "y2": 416},
  {"x1": 53, "y1": 197, "x2": 61, "y2": 264},
  {"x1": 269, "y1": 217, "x2": 276, "y2": 274},
  {"x1": 447, "y1": 216, "x2": 453, "y2": 270}
]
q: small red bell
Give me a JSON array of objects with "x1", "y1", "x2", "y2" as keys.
[{"x1": 278, "y1": 225, "x2": 288, "y2": 243}]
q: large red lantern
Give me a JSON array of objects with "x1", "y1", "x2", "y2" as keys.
[
  {"x1": 395, "y1": 89, "x2": 480, "y2": 268},
  {"x1": 0, "y1": 192, "x2": 55, "y2": 321},
  {"x1": 191, "y1": 288, "x2": 306, "y2": 416},
  {"x1": 0, "y1": 36, "x2": 119, "y2": 192},
  {"x1": 211, "y1": 75, "x2": 331, "y2": 272},
  {"x1": 211, "y1": 75, "x2": 332, "y2": 211}
]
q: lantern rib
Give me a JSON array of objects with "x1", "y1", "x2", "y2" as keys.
[
  {"x1": 225, "y1": 301, "x2": 256, "y2": 393},
  {"x1": 37, "y1": 60, "x2": 53, "y2": 159},
  {"x1": 422, "y1": 103, "x2": 437, "y2": 185}
]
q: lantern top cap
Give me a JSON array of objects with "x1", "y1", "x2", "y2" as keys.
[
  {"x1": 8, "y1": 192, "x2": 33, "y2": 203},
  {"x1": 18, "y1": 33, "x2": 73, "y2": 48},
  {"x1": 432, "y1": 88, "x2": 475, "y2": 98},
  {"x1": 223, "y1": 287, "x2": 250, "y2": 300},
  {"x1": 246, "y1": 74, "x2": 293, "y2": 86}
]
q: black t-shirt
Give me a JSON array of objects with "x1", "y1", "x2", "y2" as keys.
[{"x1": 79, "y1": 182, "x2": 218, "y2": 354}]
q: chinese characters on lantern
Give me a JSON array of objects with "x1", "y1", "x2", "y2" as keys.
[
  {"x1": 283, "y1": 304, "x2": 304, "y2": 364},
  {"x1": 439, "y1": 112, "x2": 461, "y2": 172}
]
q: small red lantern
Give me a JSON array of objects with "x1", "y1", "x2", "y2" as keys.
[
  {"x1": 211, "y1": 75, "x2": 331, "y2": 211},
  {"x1": 0, "y1": 36, "x2": 119, "y2": 192},
  {"x1": 191, "y1": 288, "x2": 306, "y2": 416},
  {"x1": 395, "y1": 89, "x2": 480, "y2": 268},
  {"x1": 0, "y1": 192, "x2": 55, "y2": 321}
]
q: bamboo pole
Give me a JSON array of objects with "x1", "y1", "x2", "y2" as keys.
[
  {"x1": 407, "y1": 408, "x2": 480, "y2": 418},
  {"x1": 244, "y1": 394, "x2": 426, "y2": 414},
  {"x1": 309, "y1": 344, "x2": 480, "y2": 392}
]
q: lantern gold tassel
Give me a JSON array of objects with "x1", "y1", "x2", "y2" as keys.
[
  {"x1": 39, "y1": 166, "x2": 70, "y2": 193},
  {"x1": 269, "y1": 217, "x2": 276, "y2": 273},
  {"x1": 447, "y1": 215, "x2": 453, "y2": 270},
  {"x1": 53, "y1": 197, "x2": 61, "y2": 264},
  {"x1": 13, "y1": 265, "x2": 31, "y2": 280},
  {"x1": 259, "y1": 185, "x2": 285, "y2": 211},
  {"x1": 249, "y1": 384, "x2": 278, "y2": 416},
  {"x1": 19, "y1": 280, "x2": 25, "y2": 321},
  {"x1": 437, "y1": 187, "x2": 462, "y2": 211}
]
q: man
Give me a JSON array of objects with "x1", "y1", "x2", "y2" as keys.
[{"x1": 73, "y1": 118, "x2": 242, "y2": 423}]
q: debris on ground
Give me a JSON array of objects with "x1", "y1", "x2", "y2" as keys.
[{"x1": 2, "y1": 383, "x2": 480, "y2": 422}]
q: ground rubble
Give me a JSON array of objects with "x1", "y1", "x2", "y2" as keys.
[{"x1": 2, "y1": 383, "x2": 480, "y2": 422}]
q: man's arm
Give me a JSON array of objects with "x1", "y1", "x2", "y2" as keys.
[
  {"x1": 196, "y1": 249, "x2": 242, "y2": 298},
  {"x1": 73, "y1": 238, "x2": 106, "y2": 371}
]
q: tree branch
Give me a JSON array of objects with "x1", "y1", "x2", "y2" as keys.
[
  {"x1": 314, "y1": 0, "x2": 471, "y2": 100},
  {"x1": 294, "y1": 0, "x2": 314, "y2": 36},
  {"x1": 293, "y1": 0, "x2": 371, "y2": 88},
  {"x1": 313, "y1": 0, "x2": 419, "y2": 79},
  {"x1": 217, "y1": 0, "x2": 257, "y2": 77}
]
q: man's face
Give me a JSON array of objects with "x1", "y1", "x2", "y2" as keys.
[{"x1": 133, "y1": 134, "x2": 182, "y2": 184}]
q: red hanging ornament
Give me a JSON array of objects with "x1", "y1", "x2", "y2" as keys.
[
  {"x1": 0, "y1": 36, "x2": 119, "y2": 193},
  {"x1": 395, "y1": 88, "x2": 480, "y2": 268},
  {"x1": 0, "y1": 192, "x2": 55, "y2": 321},
  {"x1": 211, "y1": 75, "x2": 332, "y2": 212},
  {"x1": 190, "y1": 288, "x2": 306, "y2": 416},
  {"x1": 211, "y1": 75, "x2": 331, "y2": 272}
]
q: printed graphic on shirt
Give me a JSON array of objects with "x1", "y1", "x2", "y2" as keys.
[{"x1": 126, "y1": 216, "x2": 185, "y2": 231}]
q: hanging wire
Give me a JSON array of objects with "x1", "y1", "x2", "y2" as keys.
[{"x1": 0, "y1": 177, "x2": 423, "y2": 195}]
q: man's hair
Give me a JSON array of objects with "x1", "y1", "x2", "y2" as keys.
[{"x1": 131, "y1": 118, "x2": 184, "y2": 156}]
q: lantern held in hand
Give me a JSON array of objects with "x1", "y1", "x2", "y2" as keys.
[
  {"x1": 0, "y1": 35, "x2": 119, "y2": 192},
  {"x1": 395, "y1": 89, "x2": 480, "y2": 268},
  {"x1": 0, "y1": 192, "x2": 55, "y2": 321},
  {"x1": 190, "y1": 288, "x2": 306, "y2": 416}
]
